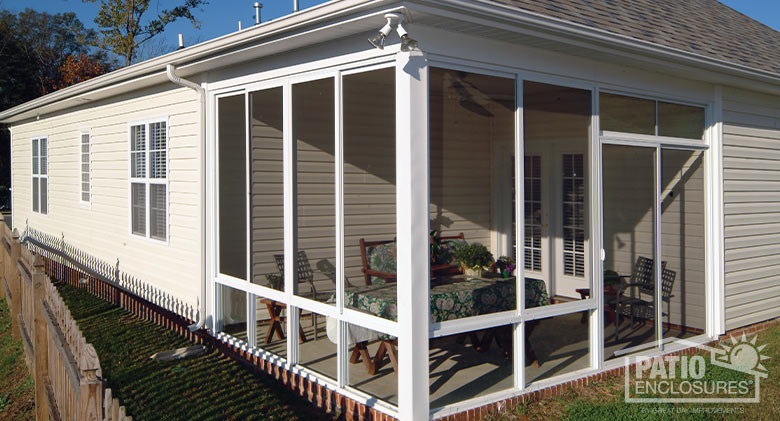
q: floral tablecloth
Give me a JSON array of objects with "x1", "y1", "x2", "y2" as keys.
[{"x1": 343, "y1": 276, "x2": 549, "y2": 322}]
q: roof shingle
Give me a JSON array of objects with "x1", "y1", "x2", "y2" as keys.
[{"x1": 487, "y1": 0, "x2": 780, "y2": 75}]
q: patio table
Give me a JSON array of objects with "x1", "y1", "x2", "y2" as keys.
[
  {"x1": 343, "y1": 275, "x2": 549, "y2": 322},
  {"x1": 332, "y1": 276, "x2": 549, "y2": 374}
]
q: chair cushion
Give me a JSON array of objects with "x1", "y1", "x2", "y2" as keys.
[{"x1": 367, "y1": 243, "x2": 397, "y2": 284}]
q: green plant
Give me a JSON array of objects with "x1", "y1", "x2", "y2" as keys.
[
  {"x1": 454, "y1": 243, "x2": 494, "y2": 271},
  {"x1": 604, "y1": 270, "x2": 621, "y2": 287},
  {"x1": 265, "y1": 273, "x2": 283, "y2": 290},
  {"x1": 430, "y1": 229, "x2": 443, "y2": 264}
]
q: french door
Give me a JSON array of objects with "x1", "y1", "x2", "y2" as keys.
[{"x1": 523, "y1": 143, "x2": 589, "y2": 300}]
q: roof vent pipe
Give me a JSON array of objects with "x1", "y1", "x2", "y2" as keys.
[
  {"x1": 293, "y1": 0, "x2": 299, "y2": 12},
  {"x1": 177, "y1": 34, "x2": 184, "y2": 50},
  {"x1": 254, "y1": 2, "x2": 262, "y2": 24},
  {"x1": 238, "y1": 21, "x2": 242, "y2": 31}
]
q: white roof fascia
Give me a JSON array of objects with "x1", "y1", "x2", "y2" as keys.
[{"x1": 0, "y1": 0, "x2": 398, "y2": 124}]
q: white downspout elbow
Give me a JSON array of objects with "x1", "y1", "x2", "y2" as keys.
[{"x1": 166, "y1": 64, "x2": 207, "y2": 332}]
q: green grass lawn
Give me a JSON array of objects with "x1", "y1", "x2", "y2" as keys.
[
  {"x1": 55, "y1": 283, "x2": 332, "y2": 421},
  {"x1": 494, "y1": 322, "x2": 780, "y2": 420},
  {"x1": 0, "y1": 298, "x2": 35, "y2": 421}
]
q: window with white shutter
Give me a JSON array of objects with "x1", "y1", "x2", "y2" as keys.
[
  {"x1": 562, "y1": 154, "x2": 585, "y2": 277},
  {"x1": 129, "y1": 119, "x2": 167, "y2": 241},
  {"x1": 80, "y1": 133, "x2": 91, "y2": 203},
  {"x1": 31, "y1": 137, "x2": 48, "y2": 214},
  {"x1": 524, "y1": 155, "x2": 542, "y2": 272}
]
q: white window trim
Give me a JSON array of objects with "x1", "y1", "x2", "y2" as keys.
[
  {"x1": 127, "y1": 117, "x2": 169, "y2": 244},
  {"x1": 79, "y1": 131, "x2": 91, "y2": 206},
  {"x1": 31, "y1": 136, "x2": 49, "y2": 215}
]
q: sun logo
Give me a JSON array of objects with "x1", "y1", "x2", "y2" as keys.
[{"x1": 712, "y1": 333, "x2": 770, "y2": 378}]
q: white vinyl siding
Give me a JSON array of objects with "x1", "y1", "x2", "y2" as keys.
[
  {"x1": 9, "y1": 86, "x2": 200, "y2": 313},
  {"x1": 129, "y1": 119, "x2": 168, "y2": 241},
  {"x1": 723, "y1": 87, "x2": 780, "y2": 330},
  {"x1": 31, "y1": 137, "x2": 48, "y2": 214},
  {"x1": 80, "y1": 133, "x2": 90, "y2": 203}
]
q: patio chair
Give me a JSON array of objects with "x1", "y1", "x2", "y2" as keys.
[
  {"x1": 260, "y1": 251, "x2": 319, "y2": 344},
  {"x1": 607, "y1": 256, "x2": 675, "y2": 340}
]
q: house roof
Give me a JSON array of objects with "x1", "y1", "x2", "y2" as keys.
[
  {"x1": 487, "y1": 0, "x2": 780, "y2": 75},
  {"x1": 2, "y1": 0, "x2": 780, "y2": 123}
]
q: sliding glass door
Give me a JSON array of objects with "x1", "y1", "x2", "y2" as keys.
[{"x1": 602, "y1": 144, "x2": 658, "y2": 359}]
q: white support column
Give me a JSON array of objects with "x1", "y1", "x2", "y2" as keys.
[
  {"x1": 283, "y1": 82, "x2": 299, "y2": 363},
  {"x1": 654, "y1": 145, "x2": 663, "y2": 350},
  {"x1": 513, "y1": 77, "x2": 526, "y2": 390},
  {"x1": 590, "y1": 87, "x2": 604, "y2": 369},
  {"x1": 708, "y1": 86, "x2": 726, "y2": 337},
  {"x1": 396, "y1": 50, "x2": 430, "y2": 421}
]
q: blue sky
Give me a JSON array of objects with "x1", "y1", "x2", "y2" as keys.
[{"x1": 3, "y1": 0, "x2": 780, "y2": 59}]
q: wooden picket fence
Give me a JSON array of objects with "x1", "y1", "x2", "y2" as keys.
[{"x1": 0, "y1": 218, "x2": 132, "y2": 421}]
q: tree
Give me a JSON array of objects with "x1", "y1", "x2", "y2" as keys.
[
  {"x1": 84, "y1": 0, "x2": 208, "y2": 66},
  {"x1": 13, "y1": 9, "x2": 100, "y2": 94},
  {"x1": 53, "y1": 52, "x2": 111, "y2": 91},
  {"x1": 0, "y1": 8, "x2": 113, "y2": 189}
]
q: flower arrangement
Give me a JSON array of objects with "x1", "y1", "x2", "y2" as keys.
[
  {"x1": 454, "y1": 243, "x2": 494, "y2": 278},
  {"x1": 495, "y1": 256, "x2": 516, "y2": 278}
]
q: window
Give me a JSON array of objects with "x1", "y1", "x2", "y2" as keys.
[
  {"x1": 129, "y1": 119, "x2": 167, "y2": 241},
  {"x1": 600, "y1": 93, "x2": 705, "y2": 140},
  {"x1": 80, "y1": 133, "x2": 90, "y2": 203},
  {"x1": 561, "y1": 154, "x2": 585, "y2": 277},
  {"x1": 524, "y1": 155, "x2": 542, "y2": 272},
  {"x1": 32, "y1": 137, "x2": 48, "y2": 214}
]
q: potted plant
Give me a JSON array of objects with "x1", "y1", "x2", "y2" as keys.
[
  {"x1": 604, "y1": 269, "x2": 621, "y2": 294},
  {"x1": 454, "y1": 243, "x2": 494, "y2": 278},
  {"x1": 495, "y1": 256, "x2": 516, "y2": 278}
]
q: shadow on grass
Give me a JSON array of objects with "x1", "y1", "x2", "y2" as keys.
[
  {"x1": 55, "y1": 283, "x2": 333, "y2": 421},
  {"x1": 0, "y1": 298, "x2": 34, "y2": 420}
]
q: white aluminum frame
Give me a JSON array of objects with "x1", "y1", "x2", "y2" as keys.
[
  {"x1": 211, "y1": 58, "x2": 403, "y2": 416},
  {"x1": 127, "y1": 117, "x2": 170, "y2": 244},
  {"x1": 206, "y1": 44, "x2": 725, "y2": 420}
]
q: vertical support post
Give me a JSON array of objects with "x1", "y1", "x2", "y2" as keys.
[
  {"x1": 60, "y1": 233, "x2": 65, "y2": 281},
  {"x1": 589, "y1": 86, "x2": 604, "y2": 369},
  {"x1": 654, "y1": 146, "x2": 663, "y2": 350},
  {"x1": 32, "y1": 255, "x2": 50, "y2": 421},
  {"x1": 79, "y1": 343, "x2": 103, "y2": 420},
  {"x1": 9, "y1": 229, "x2": 21, "y2": 341},
  {"x1": 395, "y1": 50, "x2": 430, "y2": 421},
  {"x1": 513, "y1": 76, "x2": 526, "y2": 389},
  {"x1": 283, "y1": 82, "x2": 299, "y2": 364}
]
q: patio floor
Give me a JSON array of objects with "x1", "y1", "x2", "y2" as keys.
[{"x1": 224, "y1": 311, "x2": 699, "y2": 409}]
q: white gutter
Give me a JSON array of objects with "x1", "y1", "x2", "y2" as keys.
[
  {"x1": 165, "y1": 64, "x2": 207, "y2": 332},
  {"x1": 0, "y1": 0, "x2": 392, "y2": 123}
]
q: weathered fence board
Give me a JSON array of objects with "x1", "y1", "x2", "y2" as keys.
[{"x1": 0, "y1": 215, "x2": 131, "y2": 421}]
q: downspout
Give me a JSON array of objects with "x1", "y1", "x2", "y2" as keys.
[{"x1": 166, "y1": 64, "x2": 207, "y2": 332}]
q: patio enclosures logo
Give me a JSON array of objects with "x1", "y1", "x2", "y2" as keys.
[{"x1": 624, "y1": 334, "x2": 769, "y2": 403}]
